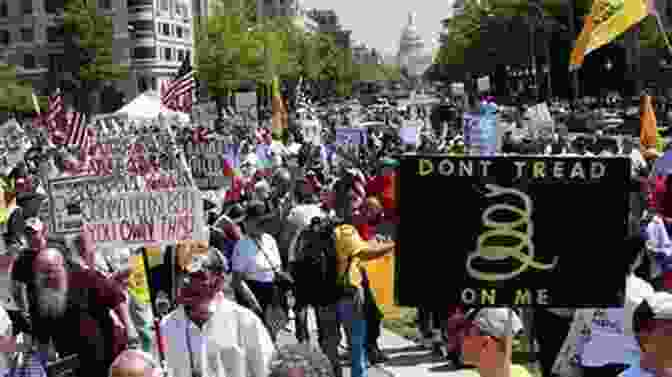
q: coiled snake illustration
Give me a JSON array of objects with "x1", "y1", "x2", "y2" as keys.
[{"x1": 466, "y1": 184, "x2": 559, "y2": 281}]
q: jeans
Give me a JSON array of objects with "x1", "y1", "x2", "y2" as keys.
[{"x1": 316, "y1": 296, "x2": 368, "y2": 377}]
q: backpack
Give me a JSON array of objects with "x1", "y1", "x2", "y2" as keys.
[{"x1": 292, "y1": 217, "x2": 341, "y2": 306}]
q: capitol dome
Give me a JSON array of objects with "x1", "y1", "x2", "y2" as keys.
[
  {"x1": 398, "y1": 12, "x2": 430, "y2": 77},
  {"x1": 399, "y1": 12, "x2": 425, "y2": 55}
]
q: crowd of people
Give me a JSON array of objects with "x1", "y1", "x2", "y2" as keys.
[{"x1": 0, "y1": 90, "x2": 669, "y2": 377}]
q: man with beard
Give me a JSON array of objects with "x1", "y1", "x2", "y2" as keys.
[
  {"x1": 162, "y1": 245, "x2": 275, "y2": 377},
  {"x1": 27, "y1": 247, "x2": 132, "y2": 375}
]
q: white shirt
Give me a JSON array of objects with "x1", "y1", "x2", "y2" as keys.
[
  {"x1": 232, "y1": 234, "x2": 282, "y2": 283},
  {"x1": 630, "y1": 149, "x2": 647, "y2": 177},
  {"x1": 161, "y1": 299, "x2": 275, "y2": 377},
  {"x1": 0, "y1": 306, "x2": 11, "y2": 375}
]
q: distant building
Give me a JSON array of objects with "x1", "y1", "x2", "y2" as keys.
[
  {"x1": 397, "y1": 12, "x2": 431, "y2": 77},
  {"x1": 352, "y1": 44, "x2": 382, "y2": 66},
  {"x1": 0, "y1": 0, "x2": 198, "y2": 108}
]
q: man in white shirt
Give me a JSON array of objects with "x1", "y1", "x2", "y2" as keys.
[{"x1": 162, "y1": 247, "x2": 275, "y2": 377}]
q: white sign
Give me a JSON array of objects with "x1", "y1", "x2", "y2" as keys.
[
  {"x1": 477, "y1": 76, "x2": 491, "y2": 92},
  {"x1": 300, "y1": 116, "x2": 322, "y2": 145}
]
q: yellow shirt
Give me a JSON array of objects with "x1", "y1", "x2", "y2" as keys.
[{"x1": 334, "y1": 224, "x2": 369, "y2": 289}]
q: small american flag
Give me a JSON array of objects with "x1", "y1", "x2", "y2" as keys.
[
  {"x1": 66, "y1": 111, "x2": 88, "y2": 147},
  {"x1": 161, "y1": 59, "x2": 196, "y2": 113}
]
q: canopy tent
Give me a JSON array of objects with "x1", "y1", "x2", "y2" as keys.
[{"x1": 115, "y1": 91, "x2": 190, "y2": 122}]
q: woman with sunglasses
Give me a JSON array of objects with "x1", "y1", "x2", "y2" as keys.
[{"x1": 232, "y1": 201, "x2": 285, "y2": 341}]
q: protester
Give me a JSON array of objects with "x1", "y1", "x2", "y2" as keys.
[
  {"x1": 460, "y1": 308, "x2": 529, "y2": 377},
  {"x1": 108, "y1": 350, "x2": 162, "y2": 377},
  {"x1": 162, "y1": 246, "x2": 275, "y2": 377}
]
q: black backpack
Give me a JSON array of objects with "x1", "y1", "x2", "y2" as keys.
[{"x1": 292, "y1": 217, "x2": 341, "y2": 306}]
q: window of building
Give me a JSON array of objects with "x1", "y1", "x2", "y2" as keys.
[
  {"x1": 176, "y1": 26, "x2": 183, "y2": 38},
  {"x1": 21, "y1": 28, "x2": 33, "y2": 42},
  {"x1": 185, "y1": 49, "x2": 190, "y2": 63},
  {"x1": 46, "y1": 26, "x2": 64, "y2": 43},
  {"x1": 138, "y1": 76, "x2": 149, "y2": 92},
  {"x1": 0, "y1": 2, "x2": 8, "y2": 18},
  {"x1": 161, "y1": 23, "x2": 170, "y2": 36},
  {"x1": 45, "y1": 0, "x2": 64, "y2": 13},
  {"x1": 177, "y1": 49, "x2": 184, "y2": 61},
  {"x1": 49, "y1": 54, "x2": 64, "y2": 72},
  {"x1": 21, "y1": 0, "x2": 32, "y2": 14},
  {"x1": 99, "y1": 0, "x2": 112, "y2": 9},
  {"x1": 160, "y1": 0, "x2": 168, "y2": 11},
  {"x1": 163, "y1": 47, "x2": 172, "y2": 61},
  {"x1": 151, "y1": 77, "x2": 157, "y2": 90},
  {"x1": 132, "y1": 46, "x2": 156, "y2": 59},
  {"x1": 23, "y1": 54, "x2": 36, "y2": 69},
  {"x1": 0, "y1": 30, "x2": 8, "y2": 45},
  {"x1": 130, "y1": 20, "x2": 154, "y2": 32},
  {"x1": 127, "y1": 0, "x2": 153, "y2": 8}
]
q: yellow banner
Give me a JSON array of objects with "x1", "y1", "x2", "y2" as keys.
[
  {"x1": 570, "y1": 0, "x2": 648, "y2": 70},
  {"x1": 127, "y1": 247, "x2": 162, "y2": 304}
]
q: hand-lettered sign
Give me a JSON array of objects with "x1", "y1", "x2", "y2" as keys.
[
  {"x1": 396, "y1": 155, "x2": 630, "y2": 308},
  {"x1": 183, "y1": 139, "x2": 237, "y2": 190}
]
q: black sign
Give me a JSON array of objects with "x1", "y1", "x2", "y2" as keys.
[{"x1": 395, "y1": 155, "x2": 630, "y2": 308}]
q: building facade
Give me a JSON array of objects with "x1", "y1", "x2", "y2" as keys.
[{"x1": 0, "y1": 0, "x2": 195, "y2": 108}]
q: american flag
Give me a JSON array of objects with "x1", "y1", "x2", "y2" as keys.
[
  {"x1": 65, "y1": 111, "x2": 94, "y2": 161},
  {"x1": 161, "y1": 58, "x2": 196, "y2": 113}
]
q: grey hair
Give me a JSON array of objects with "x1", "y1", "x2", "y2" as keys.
[{"x1": 180, "y1": 246, "x2": 229, "y2": 275}]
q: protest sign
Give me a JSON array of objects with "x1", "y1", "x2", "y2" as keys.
[
  {"x1": 335, "y1": 127, "x2": 367, "y2": 146},
  {"x1": 396, "y1": 155, "x2": 630, "y2": 307},
  {"x1": 399, "y1": 126, "x2": 419, "y2": 145},
  {"x1": 183, "y1": 139, "x2": 236, "y2": 190},
  {"x1": 463, "y1": 113, "x2": 498, "y2": 156},
  {"x1": 48, "y1": 175, "x2": 205, "y2": 246}
]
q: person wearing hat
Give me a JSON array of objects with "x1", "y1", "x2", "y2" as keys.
[
  {"x1": 460, "y1": 308, "x2": 530, "y2": 377},
  {"x1": 625, "y1": 292, "x2": 672, "y2": 377},
  {"x1": 231, "y1": 201, "x2": 284, "y2": 339},
  {"x1": 162, "y1": 245, "x2": 275, "y2": 377}
]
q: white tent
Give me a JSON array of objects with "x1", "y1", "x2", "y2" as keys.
[{"x1": 115, "y1": 91, "x2": 190, "y2": 122}]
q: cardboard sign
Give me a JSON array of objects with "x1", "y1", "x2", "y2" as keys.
[
  {"x1": 48, "y1": 175, "x2": 205, "y2": 246},
  {"x1": 183, "y1": 140, "x2": 237, "y2": 190},
  {"x1": 396, "y1": 155, "x2": 630, "y2": 307}
]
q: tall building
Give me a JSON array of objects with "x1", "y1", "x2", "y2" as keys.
[
  {"x1": 0, "y1": 0, "x2": 196, "y2": 108},
  {"x1": 352, "y1": 43, "x2": 382, "y2": 66}
]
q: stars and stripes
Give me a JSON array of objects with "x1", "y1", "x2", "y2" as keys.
[
  {"x1": 161, "y1": 58, "x2": 196, "y2": 113},
  {"x1": 66, "y1": 111, "x2": 89, "y2": 148}
]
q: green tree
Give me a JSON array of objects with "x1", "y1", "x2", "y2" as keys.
[
  {"x1": 195, "y1": 7, "x2": 266, "y2": 119},
  {"x1": 0, "y1": 64, "x2": 45, "y2": 114},
  {"x1": 64, "y1": 0, "x2": 128, "y2": 114}
]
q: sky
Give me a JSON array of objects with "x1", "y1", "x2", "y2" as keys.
[{"x1": 300, "y1": 0, "x2": 454, "y2": 56}]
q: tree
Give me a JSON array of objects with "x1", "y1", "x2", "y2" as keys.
[
  {"x1": 64, "y1": 0, "x2": 129, "y2": 114},
  {"x1": 0, "y1": 64, "x2": 45, "y2": 115},
  {"x1": 195, "y1": 8, "x2": 265, "y2": 119}
]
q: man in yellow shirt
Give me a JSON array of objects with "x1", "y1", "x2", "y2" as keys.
[{"x1": 460, "y1": 308, "x2": 532, "y2": 377}]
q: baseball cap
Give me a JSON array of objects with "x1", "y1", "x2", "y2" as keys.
[{"x1": 468, "y1": 308, "x2": 524, "y2": 338}]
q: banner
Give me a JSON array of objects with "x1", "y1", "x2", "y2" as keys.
[
  {"x1": 183, "y1": 139, "x2": 236, "y2": 190},
  {"x1": 396, "y1": 156, "x2": 630, "y2": 307}
]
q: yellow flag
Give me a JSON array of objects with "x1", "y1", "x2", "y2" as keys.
[
  {"x1": 270, "y1": 76, "x2": 287, "y2": 139},
  {"x1": 640, "y1": 94, "x2": 660, "y2": 159},
  {"x1": 570, "y1": 0, "x2": 648, "y2": 70},
  {"x1": 127, "y1": 247, "x2": 162, "y2": 304}
]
